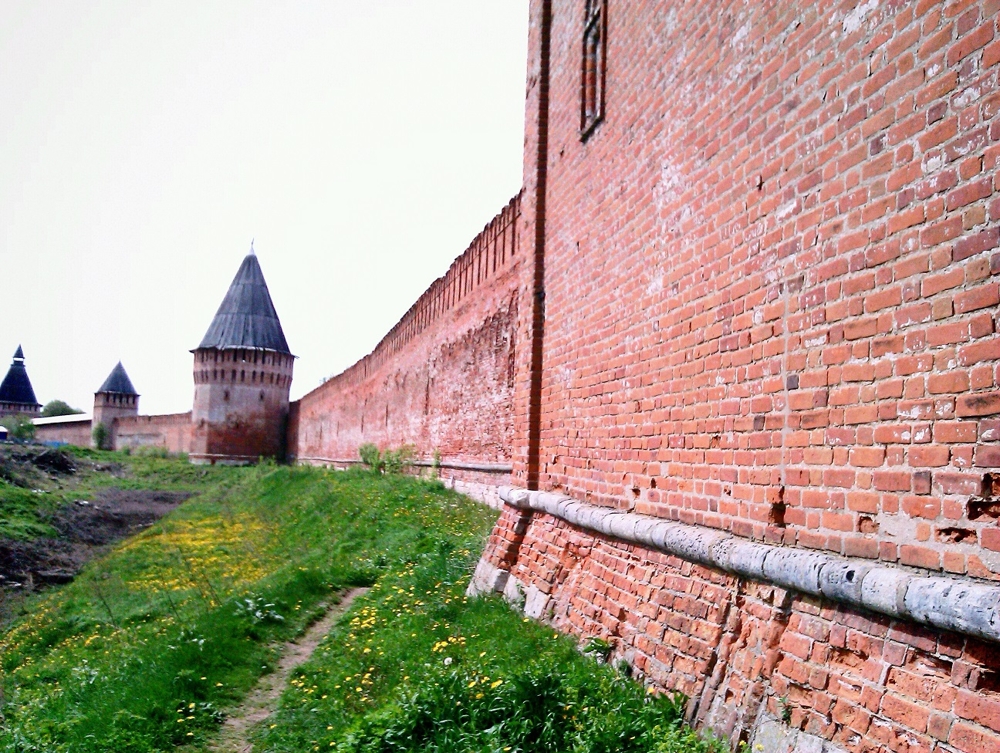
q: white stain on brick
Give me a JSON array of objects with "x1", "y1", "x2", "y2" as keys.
[{"x1": 842, "y1": 0, "x2": 878, "y2": 34}]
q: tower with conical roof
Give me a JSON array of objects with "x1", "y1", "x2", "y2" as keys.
[
  {"x1": 190, "y1": 247, "x2": 294, "y2": 464},
  {"x1": 0, "y1": 346, "x2": 41, "y2": 419},
  {"x1": 92, "y1": 362, "x2": 140, "y2": 445}
]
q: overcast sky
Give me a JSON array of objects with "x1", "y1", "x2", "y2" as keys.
[{"x1": 1, "y1": 1, "x2": 528, "y2": 415}]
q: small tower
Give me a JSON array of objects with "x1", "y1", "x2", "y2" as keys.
[
  {"x1": 0, "y1": 346, "x2": 41, "y2": 419},
  {"x1": 190, "y1": 248, "x2": 294, "y2": 464},
  {"x1": 92, "y1": 362, "x2": 140, "y2": 444}
]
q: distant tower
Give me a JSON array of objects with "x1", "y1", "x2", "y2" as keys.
[
  {"x1": 190, "y1": 249, "x2": 294, "y2": 464},
  {"x1": 0, "y1": 346, "x2": 41, "y2": 419},
  {"x1": 92, "y1": 362, "x2": 140, "y2": 444}
]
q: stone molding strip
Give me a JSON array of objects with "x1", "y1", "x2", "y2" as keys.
[
  {"x1": 420, "y1": 460, "x2": 512, "y2": 473},
  {"x1": 297, "y1": 456, "x2": 513, "y2": 473},
  {"x1": 499, "y1": 486, "x2": 1000, "y2": 644}
]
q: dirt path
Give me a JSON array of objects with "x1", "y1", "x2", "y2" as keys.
[{"x1": 208, "y1": 587, "x2": 369, "y2": 753}]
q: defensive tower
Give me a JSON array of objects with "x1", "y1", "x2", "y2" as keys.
[
  {"x1": 190, "y1": 248, "x2": 293, "y2": 464},
  {"x1": 92, "y1": 362, "x2": 139, "y2": 444},
  {"x1": 0, "y1": 346, "x2": 41, "y2": 419}
]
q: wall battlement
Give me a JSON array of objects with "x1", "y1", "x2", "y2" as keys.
[
  {"x1": 289, "y1": 193, "x2": 523, "y2": 505},
  {"x1": 331, "y1": 193, "x2": 521, "y2": 389}
]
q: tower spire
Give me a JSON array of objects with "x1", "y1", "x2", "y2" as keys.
[
  {"x1": 196, "y1": 251, "x2": 291, "y2": 354},
  {"x1": 249, "y1": 238, "x2": 255, "y2": 256}
]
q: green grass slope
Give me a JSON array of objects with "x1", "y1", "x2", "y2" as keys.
[{"x1": 1, "y1": 461, "x2": 723, "y2": 753}]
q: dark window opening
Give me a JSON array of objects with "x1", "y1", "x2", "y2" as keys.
[{"x1": 581, "y1": 0, "x2": 607, "y2": 139}]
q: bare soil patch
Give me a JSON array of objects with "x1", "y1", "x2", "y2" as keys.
[
  {"x1": 0, "y1": 446, "x2": 190, "y2": 597},
  {"x1": 0, "y1": 488, "x2": 190, "y2": 589}
]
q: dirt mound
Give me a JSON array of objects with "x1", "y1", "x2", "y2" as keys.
[
  {"x1": 0, "y1": 488, "x2": 190, "y2": 590},
  {"x1": 31, "y1": 449, "x2": 77, "y2": 475}
]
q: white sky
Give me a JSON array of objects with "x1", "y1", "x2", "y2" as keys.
[{"x1": 0, "y1": 1, "x2": 528, "y2": 415}]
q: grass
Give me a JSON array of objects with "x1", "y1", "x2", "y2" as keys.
[
  {"x1": 0, "y1": 458, "x2": 724, "y2": 753},
  {"x1": 0, "y1": 486, "x2": 58, "y2": 541}
]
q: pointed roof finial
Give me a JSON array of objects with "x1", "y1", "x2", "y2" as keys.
[
  {"x1": 249, "y1": 238, "x2": 255, "y2": 256},
  {"x1": 13, "y1": 345, "x2": 24, "y2": 362}
]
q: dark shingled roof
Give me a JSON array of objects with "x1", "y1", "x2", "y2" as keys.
[
  {"x1": 197, "y1": 253, "x2": 291, "y2": 354},
  {"x1": 97, "y1": 362, "x2": 138, "y2": 395},
  {"x1": 0, "y1": 346, "x2": 39, "y2": 407}
]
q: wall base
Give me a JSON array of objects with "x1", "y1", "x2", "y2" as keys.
[{"x1": 470, "y1": 490, "x2": 1000, "y2": 752}]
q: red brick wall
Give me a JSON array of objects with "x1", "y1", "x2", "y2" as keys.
[
  {"x1": 289, "y1": 196, "x2": 522, "y2": 494},
  {"x1": 465, "y1": 2, "x2": 1000, "y2": 750},
  {"x1": 516, "y1": 0, "x2": 1000, "y2": 579},
  {"x1": 115, "y1": 412, "x2": 193, "y2": 455},
  {"x1": 34, "y1": 418, "x2": 93, "y2": 448},
  {"x1": 33, "y1": 412, "x2": 194, "y2": 454}
]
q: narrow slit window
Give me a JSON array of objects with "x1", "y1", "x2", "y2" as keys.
[{"x1": 581, "y1": 0, "x2": 607, "y2": 139}]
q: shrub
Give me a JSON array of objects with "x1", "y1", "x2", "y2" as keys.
[
  {"x1": 358, "y1": 443, "x2": 384, "y2": 473},
  {"x1": 92, "y1": 423, "x2": 110, "y2": 450},
  {"x1": 383, "y1": 444, "x2": 415, "y2": 474},
  {"x1": 358, "y1": 444, "x2": 415, "y2": 474}
]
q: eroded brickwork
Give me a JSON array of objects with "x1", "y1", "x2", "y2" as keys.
[
  {"x1": 479, "y1": 508, "x2": 1000, "y2": 751},
  {"x1": 33, "y1": 418, "x2": 93, "y2": 448},
  {"x1": 191, "y1": 348, "x2": 293, "y2": 463},
  {"x1": 467, "y1": 3, "x2": 1000, "y2": 750}
]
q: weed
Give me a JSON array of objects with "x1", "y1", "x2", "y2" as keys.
[
  {"x1": 358, "y1": 443, "x2": 415, "y2": 474},
  {"x1": 358, "y1": 443, "x2": 384, "y2": 473},
  {"x1": 584, "y1": 636, "x2": 613, "y2": 662}
]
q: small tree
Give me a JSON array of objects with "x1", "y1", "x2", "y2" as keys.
[
  {"x1": 41, "y1": 400, "x2": 83, "y2": 417},
  {"x1": 1, "y1": 414, "x2": 36, "y2": 442},
  {"x1": 92, "y1": 422, "x2": 110, "y2": 450}
]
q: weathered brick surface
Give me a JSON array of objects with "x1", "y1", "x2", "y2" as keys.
[
  {"x1": 190, "y1": 348, "x2": 294, "y2": 463},
  {"x1": 289, "y1": 196, "x2": 521, "y2": 477},
  {"x1": 509, "y1": 0, "x2": 1000, "y2": 581},
  {"x1": 33, "y1": 418, "x2": 94, "y2": 448}
]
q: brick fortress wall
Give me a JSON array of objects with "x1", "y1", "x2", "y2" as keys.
[
  {"x1": 34, "y1": 418, "x2": 93, "y2": 448},
  {"x1": 522, "y1": 0, "x2": 1000, "y2": 576},
  {"x1": 289, "y1": 195, "x2": 522, "y2": 504},
  {"x1": 469, "y1": 2, "x2": 1000, "y2": 752},
  {"x1": 115, "y1": 412, "x2": 193, "y2": 454},
  {"x1": 34, "y1": 413, "x2": 193, "y2": 454}
]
